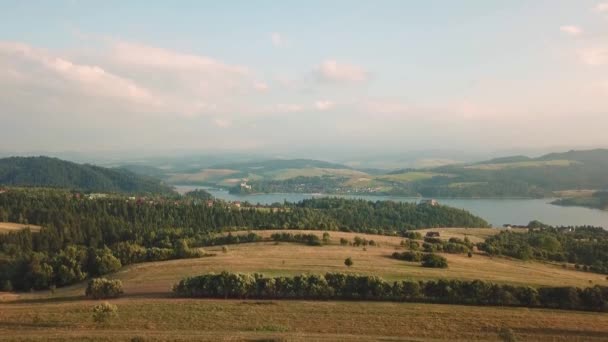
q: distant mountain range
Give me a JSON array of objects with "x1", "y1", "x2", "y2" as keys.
[
  {"x1": 0, "y1": 156, "x2": 173, "y2": 194},
  {"x1": 2, "y1": 149, "x2": 608, "y2": 199},
  {"x1": 137, "y1": 149, "x2": 608, "y2": 198}
]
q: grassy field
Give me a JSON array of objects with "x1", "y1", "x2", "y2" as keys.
[
  {"x1": 0, "y1": 222, "x2": 41, "y2": 234},
  {"x1": 1, "y1": 298, "x2": 607, "y2": 341},
  {"x1": 2, "y1": 229, "x2": 608, "y2": 341}
]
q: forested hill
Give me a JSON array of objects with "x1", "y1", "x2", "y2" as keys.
[{"x1": 0, "y1": 156, "x2": 173, "y2": 194}]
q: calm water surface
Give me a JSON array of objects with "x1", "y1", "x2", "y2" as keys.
[{"x1": 174, "y1": 185, "x2": 608, "y2": 228}]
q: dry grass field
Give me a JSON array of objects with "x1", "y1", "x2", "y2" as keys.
[
  {"x1": 1, "y1": 298, "x2": 608, "y2": 341},
  {"x1": 0, "y1": 222, "x2": 41, "y2": 234},
  {"x1": 1, "y1": 230, "x2": 608, "y2": 341}
]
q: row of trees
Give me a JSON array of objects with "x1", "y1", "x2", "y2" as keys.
[
  {"x1": 270, "y1": 233, "x2": 324, "y2": 246},
  {"x1": 173, "y1": 272, "x2": 608, "y2": 312}
]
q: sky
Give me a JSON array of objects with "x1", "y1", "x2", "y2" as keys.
[{"x1": 1, "y1": 0, "x2": 607, "y2": 157}]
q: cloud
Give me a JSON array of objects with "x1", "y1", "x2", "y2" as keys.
[
  {"x1": 314, "y1": 60, "x2": 368, "y2": 83},
  {"x1": 109, "y1": 40, "x2": 248, "y2": 75},
  {"x1": 214, "y1": 118, "x2": 232, "y2": 128},
  {"x1": 270, "y1": 32, "x2": 283, "y2": 46},
  {"x1": 0, "y1": 41, "x2": 156, "y2": 106},
  {"x1": 315, "y1": 100, "x2": 334, "y2": 111},
  {"x1": 253, "y1": 81, "x2": 269, "y2": 91},
  {"x1": 578, "y1": 47, "x2": 608, "y2": 66},
  {"x1": 596, "y1": 3, "x2": 608, "y2": 12},
  {"x1": 560, "y1": 25, "x2": 583, "y2": 36}
]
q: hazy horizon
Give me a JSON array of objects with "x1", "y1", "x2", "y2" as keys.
[{"x1": 2, "y1": 1, "x2": 608, "y2": 154}]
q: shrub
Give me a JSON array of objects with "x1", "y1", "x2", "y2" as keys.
[
  {"x1": 339, "y1": 238, "x2": 349, "y2": 246},
  {"x1": 498, "y1": 327, "x2": 517, "y2": 342},
  {"x1": 421, "y1": 254, "x2": 448, "y2": 268},
  {"x1": 222, "y1": 246, "x2": 229, "y2": 253},
  {"x1": 344, "y1": 257, "x2": 353, "y2": 267},
  {"x1": 85, "y1": 278, "x2": 124, "y2": 299},
  {"x1": 392, "y1": 251, "x2": 422, "y2": 262},
  {"x1": 92, "y1": 301, "x2": 118, "y2": 324}
]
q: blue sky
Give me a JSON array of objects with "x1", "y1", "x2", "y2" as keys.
[{"x1": 1, "y1": 1, "x2": 607, "y2": 155}]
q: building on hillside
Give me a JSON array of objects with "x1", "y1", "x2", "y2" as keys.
[
  {"x1": 233, "y1": 201, "x2": 241, "y2": 208},
  {"x1": 425, "y1": 231, "x2": 440, "y2": 238},
  {"x1": 420, "y1": 199, "x2": 438, "y2": 206},
  {"x1": 206, "y1": 200, "x2": 214, "y2": 207},
  {"x1": 0, "y1": 188, "x2": 6, "y2": 194}
]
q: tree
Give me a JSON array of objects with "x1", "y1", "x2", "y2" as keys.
[
  {"x1": 322, "y1": 232, "x2": 331, "y2": 244},
  {"x1": 344, "y1": 257, "x2": 353, "y2": 268},
  {"x1": 92, "y1": 301, "x2": 118, "y2": 324}
]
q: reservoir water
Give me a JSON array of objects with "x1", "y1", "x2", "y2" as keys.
[{"x1": 174, "y1": 185, "x2": 608, "y2": 228}]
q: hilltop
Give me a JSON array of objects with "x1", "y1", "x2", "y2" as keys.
[{"x1": 0, "y1": 156, "x2": 174, "y2": 194}]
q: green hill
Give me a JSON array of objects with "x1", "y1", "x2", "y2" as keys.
[{"x1": 0, "y1": 156, "x2": 174, "y2": 194}]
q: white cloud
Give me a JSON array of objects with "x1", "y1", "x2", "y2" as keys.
[
  {"x1": 0, "y1": 41, "x2": 156, "y2": 106},
  {"x1": 559, "y1": 25, "x2": 583, "y2": 36},
  {"x1": 271, "y1": 32, "x2": 283, "y2": 46},
  {"x1": 109, "y1": 40, "x2": 248, "y2": 75},
  {"x1": 578, "y1": 47, "x2": 608, "y2": 66},
  {"x1": 214, "y1": 118, "x2": 232, "y2": 128},
  {"x1": 315, "y1": 100, "x2": 334, "y2": 111},
  {"x1": 596, "y1": 3, "x2": 608, "y2": 12},
  {"x1": 314, "y1": 60, "x2": 368, "y2": 83},
  {"x1": 254, "y1": 81, "x2": 269, "y2": 91}
]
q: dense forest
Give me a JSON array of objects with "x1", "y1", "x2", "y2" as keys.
[
  {"x1": 0, "y1": 156, "x2": 173, "y2": 194},
  {"x1": 478, "y1": 225, "x2": 608, "y2": 274},
  {"x1": 0, "y1": 188, "x2": 487, "y2": 291},
  {"x1": 173, "y1": 272, "x2": 608, "y2": 312}
]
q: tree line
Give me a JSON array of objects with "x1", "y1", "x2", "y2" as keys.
[
  {"x1": 173, "y1": 272, "x2": 608, "y2": 312},
  {"x1": 478, "y1": 224, "x2": 608, "y2": 274}
]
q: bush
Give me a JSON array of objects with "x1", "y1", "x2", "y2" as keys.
[
  {"x1": 85, "y1": 278, "x2": 124, "y2": 299},
  {"x1": 344, "y1": 257, "x2": 353, "y2": 267},
  {"x1": 392, "y1": 251, "x2": 422, "y2": 262},
  {"x1": 92, "y1": 301, "x2": 118, "y2": 324},
  {"x1": 421, "y1": 254, "x2": 448, "y2": 268},
  {"x1": 339, "y1": 238, "x2": 349, "y2": 246},
  {"x1": 222, "y1": 246, "x2": 229, "y2": 253}
]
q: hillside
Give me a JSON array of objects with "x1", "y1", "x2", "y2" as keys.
[
  {"x1": 122, "y1": 149, "x2": 608, "y2": 199},
  {"x1": 2, "y1": 230, "x2": 607, "y2": 341},
  {"x1": 0, "y1": 156, "x2": 173, "y2": 194}
]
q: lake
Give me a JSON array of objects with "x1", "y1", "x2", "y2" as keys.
[{"x1": 174, "y1": 186, "x2": 608, "y2": 228}]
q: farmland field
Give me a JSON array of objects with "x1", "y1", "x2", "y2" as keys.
[{"x1": 1, "y1": 298, "x2": 607, "y2": 341}]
